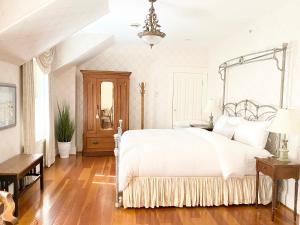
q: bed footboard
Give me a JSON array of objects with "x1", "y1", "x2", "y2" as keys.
[{"x1": 114, "y1": 120, "x2": 123, "y2": 208}]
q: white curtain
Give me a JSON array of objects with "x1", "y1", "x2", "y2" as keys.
[
  {"x1": 22, "y1": 60, "x2": 36, "y2": 154},
  {"x1": 36, "y1": 48, "x2": 56, "y2": 167}
]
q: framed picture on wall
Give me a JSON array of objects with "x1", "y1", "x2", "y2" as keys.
[{"x1": 0, "y1": 83, "x2": 16, "y2": 130}]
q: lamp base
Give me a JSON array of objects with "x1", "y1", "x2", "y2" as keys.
[
  {"x1": 278, "y1": 138, "x2": 289, "y2": 162},
  {"x1": 279, "y1": 149, "x2": 289, "y2": 161},
  {"x1": 208, "y1": 114, "x2": 214, "y2": 129}
]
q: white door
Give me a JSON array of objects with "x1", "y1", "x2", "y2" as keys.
[{"x1": 172, "y1": 72, "x2": 207, "y2": 127}]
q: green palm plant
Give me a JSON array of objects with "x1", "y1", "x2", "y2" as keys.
[{"x1": 55, "y1": 103, "x2": 75, "y2": 142}]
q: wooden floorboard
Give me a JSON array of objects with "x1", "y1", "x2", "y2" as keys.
[{"x1": 18, "y1": 155, "x2": 297, "y2": 225}]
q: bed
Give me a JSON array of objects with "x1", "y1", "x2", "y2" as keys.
[
  {"x1": 113, "y1": 100, "x2": 279, "y2": 208},
  {"x1": 112, "y1": 44, "x2": 287, "y2": 208}
]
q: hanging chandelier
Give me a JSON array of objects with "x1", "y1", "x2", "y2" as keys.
[{"x1": 138, "y1": 0, "x2": 166, "y2": 48}]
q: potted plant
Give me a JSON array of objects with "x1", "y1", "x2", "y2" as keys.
[{"x1": 55, "y1": 103, "x2": 75, "y2": 158}]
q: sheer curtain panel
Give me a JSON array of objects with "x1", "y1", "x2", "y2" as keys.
[
  {"x1": 36, "y1": 48, "x2": 56, "y2": 167},
  {"x1": 22, "y1": 60, "x2": 36, "y2": 154}
]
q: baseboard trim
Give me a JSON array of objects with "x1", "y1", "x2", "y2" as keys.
[{"x1": 70, "y1": 146, "x2": 77, "y2": 155}]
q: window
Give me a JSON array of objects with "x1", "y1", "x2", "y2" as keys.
[{"x1": 33, "y1": 59, "x2": 49, "y2": 141}]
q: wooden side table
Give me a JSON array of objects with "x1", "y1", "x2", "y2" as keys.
[{"x1": 255, "y1": 157, "x2": 300, "y2": 221}]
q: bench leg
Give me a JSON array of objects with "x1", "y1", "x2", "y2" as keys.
[{"x1": 40, "y1": 157, "x2": 44, "y2": 191}]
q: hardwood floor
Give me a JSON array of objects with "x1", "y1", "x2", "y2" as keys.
[{"x1": 19, "y1": 155, "x2": 296, "y2": 225}]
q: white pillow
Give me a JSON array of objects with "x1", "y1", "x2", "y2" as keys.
[
  {"x1": 234, "y1": 120, "x2": 270, "y2": 149},
  {"x1": 213, "y1": 115, "x2": 244, "y2": 139}
]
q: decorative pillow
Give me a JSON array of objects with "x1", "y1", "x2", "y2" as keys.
[
  {"x1": 213, "y1": 115, "x2": 244, "y2": 139},
  {"x1": 234, "y1": 120, "x2": 270, "y2": 149}
]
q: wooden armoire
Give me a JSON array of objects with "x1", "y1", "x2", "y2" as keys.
[{"x1": 81, "y1": 70, "x2": 130, "y2": 156}]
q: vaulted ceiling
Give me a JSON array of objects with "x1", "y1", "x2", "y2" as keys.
[
  {"x1": 0, "y1": 0, "x2": 298, "y2": 67},
  {"x1": 84, "y1": 0, "x2": 297, "y2": 45},
  {"x1": 0, "y1": 0, "x2": 109, "y2": 65}
]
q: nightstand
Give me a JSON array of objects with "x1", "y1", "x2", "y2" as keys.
[
  {"x1": 189, "y1": 124, "x2": 213, "y2": 131},
  {"x1": 255, "y1": 157, "x2": 300, "y2": 221}
]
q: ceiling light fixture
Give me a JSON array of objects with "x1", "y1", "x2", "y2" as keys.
[{"x1": 138, "y1": 0, "x2": 166, "y2": 48}]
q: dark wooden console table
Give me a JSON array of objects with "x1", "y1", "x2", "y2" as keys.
[{"x1": 0, "y1": 154, "x2": 44, "y2": 217}]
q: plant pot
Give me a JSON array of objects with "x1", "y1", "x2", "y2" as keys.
[{"x1": 57, "y1": 142, "x2": 71, "y2": 158}]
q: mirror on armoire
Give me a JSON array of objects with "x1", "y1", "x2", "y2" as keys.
[{"x1": 100, "y1": 81, "x2": 114, "y2": 130}]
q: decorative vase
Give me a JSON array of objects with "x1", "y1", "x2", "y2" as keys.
[{"x1": 57, "y1": 142, "x2": 71, "y2": 158}]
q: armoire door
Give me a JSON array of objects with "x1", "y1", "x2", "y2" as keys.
[
  {"x1": 116, "y1": 79, "x2": 129, "y2": 131},
  {"x1": 84, "y1": 77, "x2": 97, "y2": 135}
]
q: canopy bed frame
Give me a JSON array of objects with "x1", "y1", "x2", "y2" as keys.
[
  {"x1": 220, "y1": 43, "x2": 288, "y2": 155},
  {"x1": 219, "y1": 43, "x2": 288, "y2": 109},
  {"x1": 113, "y1": 43, "x2": 288, "y2": 208}
]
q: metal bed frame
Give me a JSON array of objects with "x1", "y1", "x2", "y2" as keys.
[
  {"x1": 113, "y1": 43, "x2": 288, "y2": 208},
  {"x1": 114, "y1": 121, "x2": 123, "y2": 207},
  {"x1": 220, "y1": 43, "x2": 288, "y2": 158},
  {"x1": 219, "y1": 43, "x2": 288, "y2": 110},
  {"x1": 224, "y1": 99, "x2": 277, "y2": 121}
]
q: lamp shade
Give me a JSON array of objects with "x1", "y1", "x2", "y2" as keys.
[
  {"x1": 141, "y1": 34, "x2": 163, "y2": 46},
  {"x1": 268, "y1": 109, "x2": 300, "y2": 134},
  {"x1": 204, "y1": 99, "x2": 218, "y2": 114}
]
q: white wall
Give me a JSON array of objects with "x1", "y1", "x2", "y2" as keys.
[
  {"x1": 53, "y1": 66, "x2": 77, "y2": 154},
  {"x1": 0, "y1": 60, "x2": 21, "y2": 163},
  {"x1": 208, "y1": 1, "x2": 300, "y2": 211},
  {"x1": 75, "y1": 41, "x2": 208, "y2": 151}
]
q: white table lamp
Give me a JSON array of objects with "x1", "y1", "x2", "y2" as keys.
[
  {"x1": 205, "y1": 99, "x2": 218, "y2": 129},
  {"x1": 268, "y1": 109, "x2": 300, "y2": 161}
]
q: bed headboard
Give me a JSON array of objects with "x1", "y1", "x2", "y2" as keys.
[
  {"x1": 224, "y1": 99, "x2": 277, "y2": 121},
  {"x1": 223, "y1": 99, "x2": 279, "y2": 154},
  {"x1": 218, "y1": 44, "x2": 288, "y2": 157}
]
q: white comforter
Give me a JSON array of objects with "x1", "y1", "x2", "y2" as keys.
[{"x1": 118, "y1": 128, "x2": 271, "y2": 191}]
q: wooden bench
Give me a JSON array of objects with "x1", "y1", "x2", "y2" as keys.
[{"x1": 0, "y1": 154, "x2": 44, "y2": 217}]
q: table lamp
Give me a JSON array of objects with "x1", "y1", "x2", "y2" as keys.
[
  {"x1": 268, "y1": 109, "x2": 300, "y2": 161},
  {"x1": 204, "y1": 99, "x2": 218, "y2": 129}
]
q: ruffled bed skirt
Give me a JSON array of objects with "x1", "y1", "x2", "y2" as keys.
[{"x1": 122, "y1": 176, "x2": 272, "y2": 208}]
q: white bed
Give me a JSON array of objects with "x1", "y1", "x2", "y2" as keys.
[
  {"x1": 119, "y1": 128, "x2": 271, "y2": 191},
  {"x1": 113, "y1": 100, "x2": 278, "y2": 208}
]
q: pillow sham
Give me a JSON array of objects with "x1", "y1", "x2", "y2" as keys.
[
  {"x1": 213, "y1": 115, "x2": 244, "y2": 139},
  {"x1": 234, "y1": 120, "x2": 270, "y2": 149}
]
